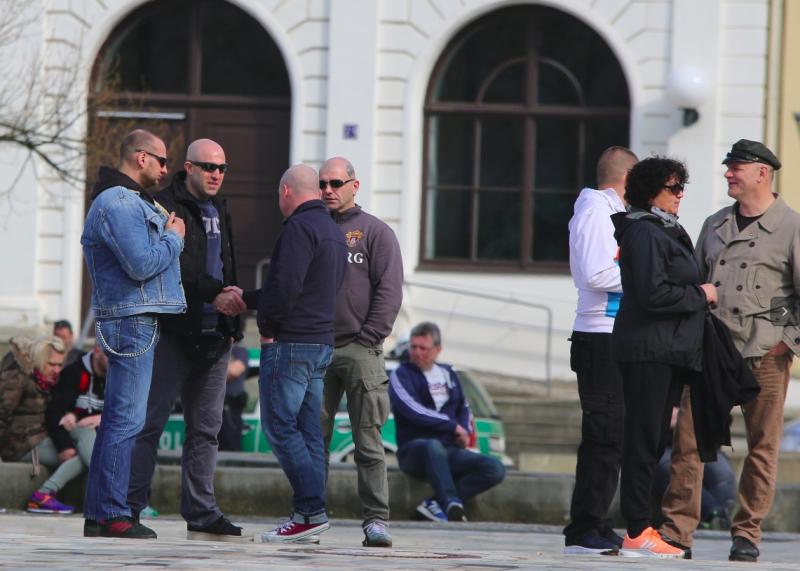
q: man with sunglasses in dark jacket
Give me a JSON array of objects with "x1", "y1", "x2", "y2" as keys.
[{"x1": 128, "y1": 139, "x2": 248, "y2": 542}]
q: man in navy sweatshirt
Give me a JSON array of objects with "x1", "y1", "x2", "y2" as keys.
[
  {"x1": 257, "y1": 164, "x2": 347, "y2": 543},
  {"x1": 389, "y1": 322, "x2": 505, "y2": 523}
]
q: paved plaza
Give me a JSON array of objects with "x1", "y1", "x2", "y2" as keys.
[{"x1": 1, "y1": 513, "x2": 800, "y2": 570}]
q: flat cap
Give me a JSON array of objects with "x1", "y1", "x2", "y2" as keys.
[{"x1": 722, "y1": 139, "x2": 781, "y2": 170}]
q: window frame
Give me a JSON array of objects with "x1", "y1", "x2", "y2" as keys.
[
  {"x1": 419, "y1": 10, "x2": 629, "y2": 273},
  {"x1": 91, "y1": 0, "x2": 290, "y2": 107}
]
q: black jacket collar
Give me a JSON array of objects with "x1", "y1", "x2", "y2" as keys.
[
  {"x1": 162, "y1": 171, "x2": 226, "y2": 210},
  {"x1": 91, "y1": 166, "x2": 150, "y2": 202},
  {"x1": 285, "y1": 199, "x2": 327, "y2": 223}
]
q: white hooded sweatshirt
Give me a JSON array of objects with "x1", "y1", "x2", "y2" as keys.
[{"x1": 568, "y1": 187, "x2": 625, "y2": 333}]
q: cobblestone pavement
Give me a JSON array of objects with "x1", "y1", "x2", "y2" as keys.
[{"x1": 2, "y1": 513, "x2": 800, "y2": 570}]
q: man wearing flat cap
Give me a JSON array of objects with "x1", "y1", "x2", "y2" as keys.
[{"x1": 659, "y1": 139, "x2": 800, "y2": 563}]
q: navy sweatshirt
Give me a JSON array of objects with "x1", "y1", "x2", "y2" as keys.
[
  {"x1": 257, "y1": 199, "x2": 347, "y2": 345},
  {"x1": 388, "y1": 362, "x2": 472, "y2": 449}
]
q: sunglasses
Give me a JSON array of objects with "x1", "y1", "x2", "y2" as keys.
[
  {"x1": 664, "y1": 183, "x2": 685, "y2": 196},
  {"x1": 189, "y1": 160, "x2": 228, "y2": 174},
  {"x1": 136, "y1": 149, "x2": 167, "y2": 168},
  {"x1": 319, "y1": 178, "x2": 354, "y2": 190}
]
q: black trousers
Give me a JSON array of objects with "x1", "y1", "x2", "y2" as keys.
[
  {"x1": 127, "y1": 332, "x2": 231, "y2": 527},
  {"x1": 218, "y1": 392, "x2": 247, "y2": 451},
  {"x1": 563, "y1": 331, "x2": 625, "y2": 543},
  {"x1": 619, "y1": 361, "x2": 685, "y2": 538}
]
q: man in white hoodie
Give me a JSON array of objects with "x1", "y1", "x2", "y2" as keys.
[{"x1": 563, "y1": 146, "x2": 638, "y2": 555}]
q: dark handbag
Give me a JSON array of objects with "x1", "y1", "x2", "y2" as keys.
[{"x1": 178, "y1": 333, "x2": 231, "y2": 368}]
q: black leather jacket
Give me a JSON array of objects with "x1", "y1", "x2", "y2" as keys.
[{"x1": 154, "y1": 172, "x2": 243, "y2": 340}]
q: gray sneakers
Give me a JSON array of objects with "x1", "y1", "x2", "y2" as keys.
[{"x1": 362, "y1": 520, "x2": 392, "y2": 547}]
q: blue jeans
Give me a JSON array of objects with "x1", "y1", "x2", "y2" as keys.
[
  {"x1": 259, "y1": 342, "x2": 333, "y2": 523},
  {"x1": 84, "y1": 314, "x2": 158, "y2": 521},
  {"x1": 397, "y1": 439, "x2": 506, "y2": 509}
]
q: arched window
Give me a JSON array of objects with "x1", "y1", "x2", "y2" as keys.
[
  {"x1": 94, "y1": 0, "x2": 289, "y2": 98},
  {"x1": 422, "y1": 5, "x2": 630, "y2": 271}
]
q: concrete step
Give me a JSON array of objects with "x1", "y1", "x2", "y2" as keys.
[
  {"x1": 494, "y1": 396, "x2": 800, "y2": 465},
  {"x1": 519, "y1": 450, "x2": 800, "y2": 486},
  {"x1": 494, "y1": 399, "x2": 581, "y2": 461},
  {"x1": 4, "y1": 459, "x2": 800, "y2": 532},
  {"x1": 0, "y1": 461, "x2": 572, "y2": 526}
]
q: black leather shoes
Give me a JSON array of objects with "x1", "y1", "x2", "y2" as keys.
[
  {"x1": 83, "y1": 519, "x2": 99, "y2": 537},
  {"x1": 661, "y1": 534, "x2": 692, "y2": 559},
  {"x1": 729, "y1": 536, "x2": 759, "y2": 562},
  {"x1": 187, "y1": 515, "x2": 246, "y2": 542}
]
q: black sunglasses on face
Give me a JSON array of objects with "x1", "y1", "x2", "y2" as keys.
[
  {"x1": 664, "y1": 183, "x2": 685, "y2": 196},
  {"x1": 189, "y1": 160, "x2": 228, "y2": 174},
  {"x1": 319, "y1": 178, "x2": 354, "y2": 190},
  {"x1": 136, "y1": 149, "x2": 167, "y2": 168}
]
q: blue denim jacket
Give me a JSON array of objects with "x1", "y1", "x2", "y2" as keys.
[{"x1": 82, "y1": 184, "x2": 187, "y2": 318}]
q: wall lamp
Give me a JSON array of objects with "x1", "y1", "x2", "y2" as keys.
[{"x1": 666, "y1": 66, "x2": 709, "y2": 127}]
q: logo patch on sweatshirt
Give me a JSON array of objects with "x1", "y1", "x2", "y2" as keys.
[{"x1": 345, "y1": 229, "x2": 363, "y2": 247}]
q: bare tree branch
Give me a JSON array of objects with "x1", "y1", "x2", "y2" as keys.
[
  {"x1": 0, "y1": 3, "x2": 89, "y2": 203},
  {"x1": 0, "y1": 1, "x2": 183, "y2": 209}
]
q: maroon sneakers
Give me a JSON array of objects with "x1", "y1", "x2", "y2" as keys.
[{"x1": 260, "y1": 520, "x2": 330, "y2": 543}]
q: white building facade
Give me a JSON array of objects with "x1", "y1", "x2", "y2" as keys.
[{"x1": 0, "y1": 0, "x2": 777, "y2": 380}]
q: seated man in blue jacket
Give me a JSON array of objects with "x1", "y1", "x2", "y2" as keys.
[{"x1": 388, "y1": 322, "x2": 505, "y2": 522}]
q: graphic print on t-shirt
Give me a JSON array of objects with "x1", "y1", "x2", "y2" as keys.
[
  {"x1": 196, "y1": 200, "x2": 223, "y2": 328},
  {"x1": 424, "y1": 365, "x2": 450, "y2": 411}
]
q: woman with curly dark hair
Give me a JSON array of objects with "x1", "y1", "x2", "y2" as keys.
[{"x1": 610, "y1": 156, "x2": 717, "y2": 558}]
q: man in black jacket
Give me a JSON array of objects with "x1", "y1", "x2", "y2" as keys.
[{"x1": 128, "y1": 139, "x2": 248, "y2": 542}]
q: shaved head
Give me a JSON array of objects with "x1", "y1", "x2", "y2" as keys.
[
  {"x1": 597, "y1": 146, "x2": 638, "y2": 189},
  {"x1": 186, "y1": 138, "x2": 224, "y2": 162},
  {"x1": 117, "y1": 128, "x2": 167, "y2": 188},
  {"x1": 321, "y1": 156, "x2": 355, "y2": 178},
  {"x1": 280, "y1": 164, "x2": 319, "y2": 196},
  {"x1": 119, "y1": 129, "x2": 163, "y2": 164},
  {"x1": 319, "y1": 156, "x2": 359, "y2": 213},
  {"x1": 184, "y1": 138, "x2": 226, "y2": 200},
  {"x1": 278, "y1": 164, "x2": 321, "y2": 217}
]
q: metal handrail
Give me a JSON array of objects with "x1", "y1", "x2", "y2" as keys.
[
  {"x1": 77, "y1": 308, "x2": 94, "y2": 348},
  {"x1": 254, "y1": 257, "x2": 270, "y2": 289},
  {"x1": 404, "y1": 279, "x2": 553, "y2": 395},
  {"x1": 247, "y1": 266, "x2": 554, "y2": 393}
]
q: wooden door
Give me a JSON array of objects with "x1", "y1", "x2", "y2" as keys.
[{"x1": 191, "y1": 105, "x2": 290, "y2": 291}]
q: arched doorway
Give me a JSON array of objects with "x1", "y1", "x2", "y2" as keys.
[
  {"x1": 421, "y1": 5, "x2": 630, "y2": 272},
  {"x1": 85, "y1": 0, "x2": 290, "y2": 310}
]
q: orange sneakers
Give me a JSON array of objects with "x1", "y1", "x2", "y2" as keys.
[{"x1": 621, "y1": 527, "x2": 685, "y2": 558}]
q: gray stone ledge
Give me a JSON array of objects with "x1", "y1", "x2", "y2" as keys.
[{"x1": 1, "y1": 460, "x2": 797, "y2": 532}]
